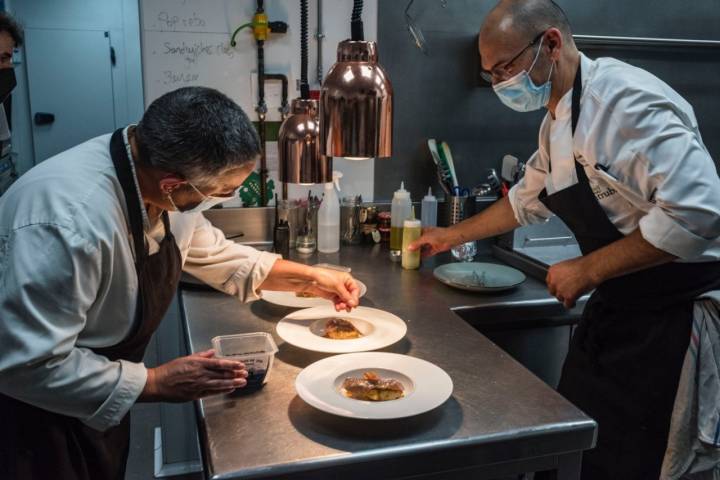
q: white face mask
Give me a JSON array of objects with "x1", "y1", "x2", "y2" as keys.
[
  {"x1": 492, "y1": 36, "x2": 554, "y2": 112},
  {"x1": 168, "y1": 182, "x2": 240, "y2": 214}
]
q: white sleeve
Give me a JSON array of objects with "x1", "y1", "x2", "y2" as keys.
[
  {"x1": 0, "y1": 224, "x2": 147, "y2": 432},
  {"x1": 601, "y1": 90, "x2": 720, "y2": 259},
  {"x1": 183, "y1": 213, "x2": 279, "y2": 302},
  {"x1": 508, "y1": 149, "x2": 554, "y2": 226}
]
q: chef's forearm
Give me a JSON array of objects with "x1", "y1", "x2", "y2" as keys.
[
  {"x1": 257, "y1": 259, "x2": 318, "y2": 292},
  {"x1": 449, "y1": 196, "x2": 520, "y2": 244},
  {"x1": 583, "y1": 229, "x2": 677, "y2": 285}
]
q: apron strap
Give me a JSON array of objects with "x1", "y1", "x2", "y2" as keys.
[
  {"x1": 160, "y1": 209, "x2": 172, "y2": 237},
  {"x1": 548, "y1": 58, "x2": 582, "y2": 174},
  {"x1": 571, "y1": 58, "x2": 582, "y2": 136},
  {"x1": 109, "y1": 129, "x2": 147, "y2": 263}
]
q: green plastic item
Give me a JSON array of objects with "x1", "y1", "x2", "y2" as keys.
[{"x1": 240, "y1": 171, "x2": 275, "y2": 206}]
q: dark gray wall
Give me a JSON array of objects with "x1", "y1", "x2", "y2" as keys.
[{"x1": 375, "y1": 0, "x2": 720, "y2": 201}]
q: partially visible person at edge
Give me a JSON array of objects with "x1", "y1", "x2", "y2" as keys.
[{"x1": 0, "y1": 12, "x2": 23, "y2": 195}]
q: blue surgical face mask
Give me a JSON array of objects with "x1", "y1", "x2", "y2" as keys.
[
  {"x1": 492, "y1": 37, "x2": 554, "y2": 112},
  {"x1": 168, "y1": 182, "x2": 240, "y2": 214}
]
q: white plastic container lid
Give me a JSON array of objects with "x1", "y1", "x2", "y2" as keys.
[{"x1": 212, "y1": 332, "x2": 278, "y2": 356}]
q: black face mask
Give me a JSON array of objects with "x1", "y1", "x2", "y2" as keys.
[{"x1": 0, "y1": 68, "x2": 16, "y2": 104}]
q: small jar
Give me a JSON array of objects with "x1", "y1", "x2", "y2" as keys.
[
  {"x1": 340, "y1": 196, "x2": 362, "y2": 245},
  {"x1": 360, "y1": 206, "x2": 378, "y2": 244}
]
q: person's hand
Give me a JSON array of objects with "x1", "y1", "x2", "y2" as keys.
[
  {"x1": 141, "y1": 350, "x2": 247, "y2": 402},
  {"x1": 546, "y1": 257, "x2": 599, "y2": 309},
  {"x1": 299, "y1": 268, "x2": 360, "y2": 312},
  {"x1": 407, "y1": 227, "x2": 454, "y2": 258}
]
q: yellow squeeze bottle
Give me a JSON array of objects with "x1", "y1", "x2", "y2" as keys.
[{"x1": 402, "y1": 207, "x2": 422, "y2": 270}]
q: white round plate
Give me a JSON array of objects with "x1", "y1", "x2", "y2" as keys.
[
  {"x1": 276, "y1": 305, "x2": 406, "y2": 353},
  {"x1": 296, "y1": 352, "x2": 453, "y2": 419},
  {"x1": 433, "y1": 262, "x2": 526, "y2": 292},
  {"x1": 262, "y1": 281, "x2": 367, "y2": 308}
]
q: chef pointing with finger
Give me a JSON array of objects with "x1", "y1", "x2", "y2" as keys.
[{"x1": 409, "y1": 0, "x2": 720, "y2": 477}]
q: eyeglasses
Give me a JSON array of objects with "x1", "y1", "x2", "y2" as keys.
[
  {"x1": 480, "y1": 31, "x2": 546, "y2": 84},
  {"x1": 188, "y1": 182, "x2": 238, "y2": 199}
]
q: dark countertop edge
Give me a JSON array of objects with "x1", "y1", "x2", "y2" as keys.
[
  {"x1": 207, "y1": 419, "x2": 597, "y2": 480},
  {"x1": 449, "y1": 294, "x2": 590, "y2": 312}
]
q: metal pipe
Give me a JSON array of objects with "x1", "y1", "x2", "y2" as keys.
[
  {"x1": 316, "y1": 0, "x2": 324, "y2": 84},
  {"x1": 574, "y1": 34, "x2": 720, "y2": 49},
  {"x1": 264, "y1": 73, "x2": 289, "y2": 119},
  {"x1": 256, "y1": 38, "x2": 268, "y2": 206}
]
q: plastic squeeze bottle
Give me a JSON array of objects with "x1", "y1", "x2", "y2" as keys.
[
  {"x1": 421, "y1": 187, "x2": 437, "y2": 228},
  {"x1": 318, "y1": 171, "x2": 342, "y2": 253},
  {"x1": 402, "y1": 207, "x2": 422, "y2": 270},
  {"x1": 390, "y1": 181, "x2": 412, "y2": 254}
]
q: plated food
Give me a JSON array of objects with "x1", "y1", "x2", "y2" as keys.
[
  {"x1": 324, "y1": 318, "x2": 363, "y2": 339},
  {"x1": 276, "y1": 306, "x2": 407, "y2": 353},
  {"x1": 262, "y1": 280, "x2": 367, "y2": 308},
  {"x1": 296, "y1": 352, "x2": 453, "y2": 419},
  {"x1": 341, "y1": 371, "x2": 404, "y2": 401}
]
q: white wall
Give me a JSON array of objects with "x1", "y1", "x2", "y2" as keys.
[
  {"x1": 139, "y1": 0, "x2": 378, "y2": 201},
  {"x1": 8, "y1": 0, "x2": 144, "y2": 173}
]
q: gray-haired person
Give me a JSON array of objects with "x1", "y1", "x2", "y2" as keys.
[
  {"x1": 0, "y1": 12, "x2": 23, "y2": 195},
  {"x1": 0, "y1": 86, "x2": 360, "y2": 479}
]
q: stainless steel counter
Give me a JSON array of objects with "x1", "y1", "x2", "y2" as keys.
[{"x1": 181, "y1": 244, "x2": 596, "y2": 479}]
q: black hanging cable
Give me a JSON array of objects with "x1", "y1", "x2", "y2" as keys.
[
  {"x1": 300, "y1": 0, "x2": 310, "y2": 99},
  {"x1": 351, "y1": 0, "x2": 364, "y2": 41}
]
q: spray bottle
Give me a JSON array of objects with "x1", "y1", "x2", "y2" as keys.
[{"x1": 318, "y1": 171, "x2": 342, "y2": 253}]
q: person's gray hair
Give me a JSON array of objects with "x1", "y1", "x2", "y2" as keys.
[
  {"x1": 502, "y1": 0, "x2": 573, "y2": 39},
  {"x1": 134, "y1": 86, "x2": 260, "y2": 186}
]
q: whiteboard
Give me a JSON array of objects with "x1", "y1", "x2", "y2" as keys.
[
  {"x1": 139, "y1": 0, "x2": 381, "y2": 112},
  {"x1": 141, "y1": 30, "x2": 256, "y2": 115}
]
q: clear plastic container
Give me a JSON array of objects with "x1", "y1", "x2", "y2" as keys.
[
  {"x1": 318, "y1": 171, "x2": 342, "y2": 253},
  {"x1": 390, "y1": 181, "x2": 412, "y2": 253},
  {"x1": 211, "y1": 332, "x2": 279, "y2": 391}
]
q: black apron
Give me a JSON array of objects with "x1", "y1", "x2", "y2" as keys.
[
  {"x1": 0, "y1": 128, "x2": 182, "y2": 480},
  {"x1": 534, "y1": 64, "x2": 720, "y2": 479}
]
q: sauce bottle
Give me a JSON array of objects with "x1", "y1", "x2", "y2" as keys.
[
  {"x1": 390, "y1": 181, "x2": 411, "y2": 254},
  {"x1": 421, "y1": 186, "x2": 437, "y2": 228},
  {"x1": 402, "y1": 207, "x2": 422, "y2": 270}
]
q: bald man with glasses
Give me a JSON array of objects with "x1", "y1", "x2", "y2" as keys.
[{"x1": 410, "y1": 0, "x2": 720, "y2": 478}]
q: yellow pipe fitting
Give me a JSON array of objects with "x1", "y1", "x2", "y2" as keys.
[{"x1": 252, "y1": 12, "x2": 269, "y2": 41}]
